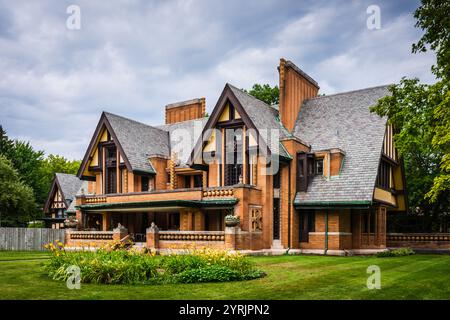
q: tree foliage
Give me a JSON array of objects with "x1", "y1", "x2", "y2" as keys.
[
  {"x1": 0, "y1": 126, "x2": 81, "y2": 225},
  {"x1": 371, "y1": 0, "x2": 450, "y2": 219},
  {"x1": 246, "y1": 84, "x2": 279, "y2": 105},
  {"x1": 0, "y1": 155, "x2": 35, "y2": 226}
]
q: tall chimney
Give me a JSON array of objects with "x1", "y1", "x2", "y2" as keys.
[
  {"x1": 165, "y1": 98, "x2": 206, "y2": 124},
  {"x1": 278, "y1": 58, "x2": 319, "y2": 132}
]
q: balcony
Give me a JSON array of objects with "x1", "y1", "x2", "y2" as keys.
[{"x1": 75, "y1": 186, "x2": 250, "y2": 212}]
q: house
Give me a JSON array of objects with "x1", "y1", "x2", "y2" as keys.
[
  {"x1": 59, "y1": 58, "x2": 406, "y2": 254},
  {"x1": 43, "y1": 173, "x2": 87, "y2": 229}
]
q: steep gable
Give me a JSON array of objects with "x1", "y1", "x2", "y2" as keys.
[
  {"x1": 77, "y1": 112, "x2": 170, "y2": 178},
  {"x1": 189, "y1": 83, "x2": 291, "y2": 165}
]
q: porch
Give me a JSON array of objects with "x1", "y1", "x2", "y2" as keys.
[{"x1": 68, "y1": 185, "x2": 264, "y2": 250}]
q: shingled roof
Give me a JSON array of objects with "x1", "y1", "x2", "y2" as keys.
[
  {"x1": 292, "y1": 85, "x2": 390, "y2": 205},
  {"x1": 157, "y1": 118, "x2": 208, "y2": 166},
  {"x1": 227, "y1": 84, "x2": 292, "y2": 159},
  {"x1": 55, "y1": 173, "x2": 84, "y2": 203},
  {"x1": 104, "y1": 112, "x2": 170, "y2": 173}
]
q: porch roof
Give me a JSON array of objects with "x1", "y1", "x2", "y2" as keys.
[
  {"x1": 77, "y1": 199, "x2": 237, "y2": 212},
  {"x1": 294, "y1": 199, "x2": 372, "y2": 209}
]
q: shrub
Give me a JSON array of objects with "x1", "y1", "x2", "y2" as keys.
[
  {"x1": 376, "y1": 248, "x2": 415, "y2": 257},
  {"x1": 177, "y1": 266, "x2": 264, "y2": 283},
  {"x1": 44, "y1": 243, "x2": 264, "y2": 285}
]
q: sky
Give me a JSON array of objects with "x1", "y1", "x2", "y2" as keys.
[{"x1": 0, "y1": 0, "x2": 436, "y2": 160}]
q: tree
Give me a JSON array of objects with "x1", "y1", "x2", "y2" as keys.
[
  {"x1": 0, "y1": 126, "x2": 81, "y2": 217},
  {"x1": 246, "y1": 84, "x2": 279, "y2": 105},
  {"x1": 371, "y1": 0, "x2": 450, "y2": 225},
  {"x1": 0, "y1": 155, "x2": 35, "y2": 227},
  {"x1": 0, "y1": 125, "x2": 13, "y2": 157},
  {"x1": 40, "y1": 154, "x2": 81, "y2": 201},
  {"x1": 8, "y1": 141, "x2": 47, "y2": 209}
]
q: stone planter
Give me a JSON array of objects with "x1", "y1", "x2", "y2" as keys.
[
  {"x1": 225, "y1": 215, "x2": 240, "y2": 227},
  {"x1": 64, "y1": 221, "x2": 78, "y2": 229}
]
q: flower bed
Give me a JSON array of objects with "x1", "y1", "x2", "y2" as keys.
[{"x1": 43, "y1": 241, "x2": 264, "y2": 284}]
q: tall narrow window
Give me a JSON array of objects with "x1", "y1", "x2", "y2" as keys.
[
  {"x1": 224, "y1": 128, "x2": 243, "y2": 186},
  {"x1": 141, "y1": 176, "x2": 149, "y2": 192},
  {"x1": 315, "y1": 158, "x2": 324, "y2": 175},
  {"x1": 104, "y1": 145, "x2": 117, "y2": 194},
  {"x1": 376, "y1": 160, "x2": 392, "y2": 189}
]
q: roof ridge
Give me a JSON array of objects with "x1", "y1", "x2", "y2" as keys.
[
  {"x1": 103, "y1": 111, "x2": 167, "y2": 132},
  {"x1": 226, "y1": 83, "x2": 274, "y2": 109},
  {"x1": 306, "y1": 84, "x2": 392, "y2": 101}
]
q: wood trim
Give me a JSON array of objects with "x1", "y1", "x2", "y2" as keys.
[
  {"x1": 187, "y1": 84, "x2": 271, "y2": 166},
  {"x1": 77, "y1": 112, "x2": 133, "y2": 179},
  {"x1": 102, "y1": 146, "x2": 106, "y2": 194},
  {"x1": 116, "y1": 148, "x2": 120, "y2": 193}
]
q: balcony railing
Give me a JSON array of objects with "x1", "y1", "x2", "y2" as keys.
[
  {"x1": 202, "y1": 186, "x2": 234, "y2": 199},
  {"x1": 159, "y1": 231, "x2": 225, "y2": 242},
  {"x1": 69, "y1": 231, "x2": 114, "y2": 240},
  {"x1": 84, "y1": 196, "x2": 107, "y2": 204}
]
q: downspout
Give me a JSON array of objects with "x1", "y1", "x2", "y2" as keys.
[
  {"x1": 287, "y1": 162, "x2": 291, "y2": 250},
  {"x1": 324, "y1": 209, "x2": 329, "y2": 255}
]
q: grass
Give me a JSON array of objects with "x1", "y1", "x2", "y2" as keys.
[{"x1": 1, "y1": 251, "x2": 450, "y2": 299}]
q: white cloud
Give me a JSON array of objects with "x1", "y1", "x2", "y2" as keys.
[{"x1": 0, "y1": 0, "x2": 434, "y2": 159}]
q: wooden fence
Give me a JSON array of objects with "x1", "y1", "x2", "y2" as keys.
[{"x1": 0, "y1": 228, "x2": 66, "y2": 251}]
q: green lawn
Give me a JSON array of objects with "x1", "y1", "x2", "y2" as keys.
[{"x1": 1, "y1": 251, "x2": 449, "y2": 300}]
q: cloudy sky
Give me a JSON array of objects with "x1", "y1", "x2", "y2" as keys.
[{"x1": 0, "y1": 0, "x2": 436, "y2": 160}]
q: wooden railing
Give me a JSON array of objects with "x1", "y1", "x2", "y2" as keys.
[
  {"x1": 387, "y1": 233, "x2": 450, "y2": 242},
  {"x1": 159, "y1": 231, "x2": 225, "y2": 242},
  {"x1": 83, "y1": 196, "x2": 107, "y2": 204},
  {"x1": 202, "y1": 187, "x2": 234, "y2": 199},
  {"x1": 69, "y1": 231, "x2": 114, "y2": 240}
]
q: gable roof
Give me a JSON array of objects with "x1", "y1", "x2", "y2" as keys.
[
  {"x1": 56, "y1": 173, "x2": 84, "y2": 202},
  {"x1": 292, "y1": 85, "x2": 390, "y2": 205},
  {"x1": 44, "y1": 173, "x2": 85, "y2": 213},
  {"x1": 227, "y1": 84, "x2": 291, "y2": 140},
  {"x1": 188, "y1": 83, "x2": 292, "y2": 164},
  {"x1": 104, "y1": 112, "x2": 170, "y2": 174},
  {"x1": 78, "y1": 112, "x2": 171, "y2": 177}
]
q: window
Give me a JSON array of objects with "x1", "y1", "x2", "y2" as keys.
[
  {"x1": 315, "y1": 158, "x2": 324, "y2": 175},
  {"x1": 141, "y1": 176, "x2": 149, "y2": 192},
  {"x1": 299, "y1": 210, "x2": 315, "y2": 242},
  {"x1": 362, "y1": 210, "x2": 376, "y2": 233},
  {"x1": 183, "y1": 176, "x2": 191, "y2": 188},
  {"x1": 193, "y1": 175, "x2": 203, "y2": 188},
  {"x1": 376, "y1": 160, "x2": 392, "y2": 189},
  {"x1": 298, "y1": 159, "x2": 304, "y2": 177}
]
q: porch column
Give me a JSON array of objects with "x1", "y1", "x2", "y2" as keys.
[
  {"x1": 102, "y1": 212, "x2": 110, "y2": 231},
  {"x1": 194, "y1": 210, "x2": 205, "y2": 230},
  {"x1": 75, "y1": 209, "x2": 83, "y2": 230},
  {"x1": 146, "y1": 223, "x2": 159, "y2": 250}
]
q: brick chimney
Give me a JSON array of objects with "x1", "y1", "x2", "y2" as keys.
[
  {"x1": 278, "y1": 58, "x2": 319, "y2": 132},
  {"x1": 165, "y1": 98, "x2": 206, "y2": 124}
]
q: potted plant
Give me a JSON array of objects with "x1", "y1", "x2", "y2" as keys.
[
  {"x1": 64, "y1": 216, "x2": 78, "y2": 229},
  {"x1": 225, "y1": 214, "x2": 240, "y2": 227}
]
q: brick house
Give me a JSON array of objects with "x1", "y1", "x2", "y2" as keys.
[{"x1": 54, "y1": 58, "x2": 407, "y2": 254}]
